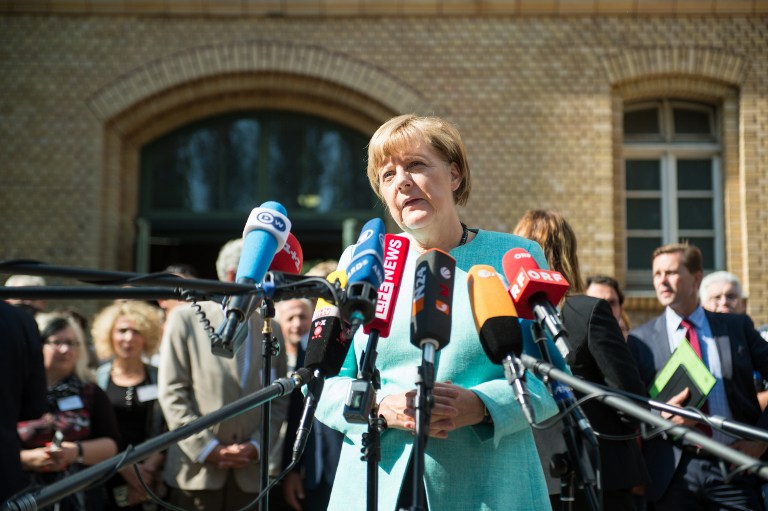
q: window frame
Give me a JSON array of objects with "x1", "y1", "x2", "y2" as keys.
[{"x1": 623, "y1": 100, "x2": 724, "y2": 289}]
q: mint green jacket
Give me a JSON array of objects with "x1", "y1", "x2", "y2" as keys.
[{"x1": 315, "y1": 230, "x2": 558, "y2": 511}]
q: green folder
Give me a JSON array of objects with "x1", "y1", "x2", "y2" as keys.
[{"x1": 649, "y1": 338, "x2": 716, "y2": 409}]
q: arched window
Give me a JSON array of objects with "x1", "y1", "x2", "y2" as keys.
[
  {"x1": 139, "y1": 111, "x2": 381, "y2": 277},
  {"x1": 623, "y1": 99, "x2": 724, "y2": 289}
]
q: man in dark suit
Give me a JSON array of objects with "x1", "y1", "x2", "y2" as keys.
[
  {"x1": 276, "y1": 298, "x2": 343, "y2": 511},
  {"x1": 561, "y1": 294, "x2": 650, "y2": 510},
  {"x1": 628, "y1": 243, "x2": 768, "y2": 510},
  {"x1": 0, "y1": 300, "x2": 47, "y2": 502}
]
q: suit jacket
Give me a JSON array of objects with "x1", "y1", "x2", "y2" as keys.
[
  {"x1": 158, "y1": 301, "x2": 289, "y2": 492},
  {"x1": 561, "y1": 295, "x2": 649, "y2": 491},
  {"x1": 0, "y1": 302, "x2": 47, "y2": 502},
  {"x1": 627, "y1": 309, "x2": 768, "y2": 502},
  {"x1": 281, "y1": 344, "x2": 343, "y2": 490}
]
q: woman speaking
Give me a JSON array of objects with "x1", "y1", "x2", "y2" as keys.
[{"x1": 314, "y1": 114, "x2": 558, "y2": 510}]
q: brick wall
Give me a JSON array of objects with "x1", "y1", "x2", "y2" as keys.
[{"x1": 1, "y1": 5, "x2": 766, "y2": 325}]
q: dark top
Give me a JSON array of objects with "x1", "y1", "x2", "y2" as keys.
[
  {"x1": 106, "y1": 375, "x2": 153, "y2": 449},
  {"x1": 0, "y1": 302, "x2": 47, "y2": 502},
  {"x1": 561, "y1": 295, "x2": 650, "y2": 491},
  {"x1": 17, "y1": 375, "x2": 121, "y2": 511}
]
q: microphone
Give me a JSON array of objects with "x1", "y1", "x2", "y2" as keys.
[
  {"x1": 344, "y1": 235, "x2": 410, "y2": 424},
  {"x1": 467, "y1": 265, "x2": 535, "y2": 425},
  {"x1": 303, "y1": 270, "x2": 349, "y2": 377},
  {"x1": 214, "y1": 201, "x2": 291, "y2": 358},
  {"x1": 341, "y1": 218, "x2": 385, "y2": 337},
  {"x1": 293, "y1": 270, "x2": 350, "y2": 462},
  {"x1": 502, "y1": 248, "x2": 572, "y2": 358},
  {"x1": 363, "y1": 234, "x2": 410, "y2": 339},
  {"x1": 550, "y1": 379, "x2": 598, "y2": 449},
  {"x1": 411, "y1": 248, "x2": 455, "y2": 352},
  {"x1": 268, "y1": 232, "x2": 303, "y2": 275}
]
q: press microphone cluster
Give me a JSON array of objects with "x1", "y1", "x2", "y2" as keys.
[
  {"x1": 344, "y1": 234, "x2": 409, "y2": 423},
  {"x1": 467, "y1": 265, "x2": 535, "y2": 425}
]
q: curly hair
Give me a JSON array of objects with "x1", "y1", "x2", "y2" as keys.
[{"x1": 91, "y1": 301, "x2": 163, "y2": 360}]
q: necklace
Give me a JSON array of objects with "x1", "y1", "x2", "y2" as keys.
[{"x1": 459, "y1": 223, "x2": 469, "y2": 246}]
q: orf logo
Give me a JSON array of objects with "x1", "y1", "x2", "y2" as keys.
[{"x1": 257, "y1": 211, "x2": 287, "y2": 232}]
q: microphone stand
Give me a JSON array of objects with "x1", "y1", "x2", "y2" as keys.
[
  {"x1": 259, "y1": 298, "x2": 279, "y2": 511},
  {"x1": 360, "y1": 329, "x2": 385, "y2": 511},
  {"x1": 520, "y1": 354, "x2": 768, "y2": 480},
  {"x1": 2, "y1": 370, "x2": 311, "y2": 511},
  {"x1": 532, "y1": 324, "x2": 601, "y2": 511},
  {"x1": 587, "y1": 383, "x2": 768, "y2": 444},
  {"x1": 342, "y1": 327, "x2": 384, "y2": 511},
  {"x1": 409, "y1": 338, "x2": 439, "y2": 511}
]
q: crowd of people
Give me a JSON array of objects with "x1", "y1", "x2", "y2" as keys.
[{"x1": 3, "y1": 113, "x2": 768, "y2": 511}]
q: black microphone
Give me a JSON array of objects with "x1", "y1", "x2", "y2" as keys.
[
  {"x1": 292, "y1": 270, "x2": 351, "y2": 462},
  {"x1": 214, "y1": 201, "x2": 291, "y2": 358},
  {"x1": 411, "y1": 248, "x2": 455, "y2": 353},
  {"x1": 467, "y1": 264, "x2": 535, "y2": 425}
]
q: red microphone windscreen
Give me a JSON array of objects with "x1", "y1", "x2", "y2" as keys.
[
  {"x1": 502, "y1": 248, "x2": 570, "y2": 320},
  {"x1": 363, "y1": 234, "x2": 410, "y2": 338},
  {"x1": 269, "y1": 232, "x2": 303, "y2": 275}
]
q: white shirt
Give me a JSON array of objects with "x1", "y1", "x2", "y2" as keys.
[{"x1": 664, "y1": 305, "x2": 734, "y2": 444}]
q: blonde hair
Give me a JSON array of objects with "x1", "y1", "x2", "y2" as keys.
[
  {"x1": 305, "y1": 259, "x2": 338, "y2": 278},
  {"x1": 366, "y1": 114, "x2": 472, "y2": 206},
  {"x1": 91, "y1": 301, "x2": 163, "y2": 360},
  {"x1": 36, "y1": 312, "x2": 94, "y2": 382},
  {"x1": 513, "y1": 209, "x2": 584, "y2": 295}
]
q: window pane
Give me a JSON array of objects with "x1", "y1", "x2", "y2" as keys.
[
  {"x1": 677, "y1": 159, "x2": 712, "y2": 190},
  {"x1": 627, "y1": 237, "x2": 662, "y2": 270},
  {"x1": 678, "y1": 198, "x2": 713, "y2": 229},
  {"x1": 681, "y1": 237, "x2": 715, "y2": 269},
  {"x1": 626, "y1": 160, "x2": 661, "y2": 190},
  {"x1": 141, "y1": 111, "x2": 373, "y2": 216},
  {"x1": 226, "y1": 119, "x2": 261, "y2": 211},
  {"x1": 673, "y1": 106, "x2": 712, "y2": 135},
  {"x1": 626, "y1": 199, "x2": 661, "y2": 229},
  {"x1": 624, "y1": 107, "x2": 660, "y2": 135}
]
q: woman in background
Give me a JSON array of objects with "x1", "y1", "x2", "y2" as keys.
[
  {"x1": 18, "y1": 312, "x2": 120, "y2": 511},
  {"x1": 93, "y1": 300, "x2": 166, "y2": 510},
  {"x1": 514, "y1": 209, "x2": 648, "y2": 511}
]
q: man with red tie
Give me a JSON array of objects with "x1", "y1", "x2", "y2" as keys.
[{"x1": 628, "y1": 243, "x2": 768, "y2": 510}]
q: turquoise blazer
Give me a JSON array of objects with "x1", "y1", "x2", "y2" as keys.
[{"x1": 315, "y1": 230, "x2": 559, "y2": 511}]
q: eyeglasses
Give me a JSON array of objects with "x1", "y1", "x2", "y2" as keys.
[
  {"x1": 45, "y1": 339, "x2": 80, "y2": 348},
  {"x1": 707, "y1": 293, "x2": 740, "y2": 304}
]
